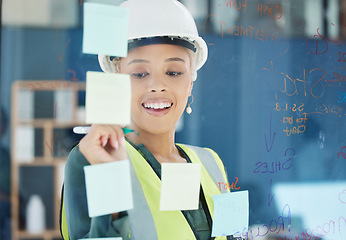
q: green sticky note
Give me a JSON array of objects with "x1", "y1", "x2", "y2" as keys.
[
  {"x1": 85, "y1": 71, "x2": 131, "y2": 125},
  {"x1": 83, "y1": 2, "x2": 128, "y2": 56},
  {"x1": 212, "y1": 191, "x2": 249, "y2": 237}
]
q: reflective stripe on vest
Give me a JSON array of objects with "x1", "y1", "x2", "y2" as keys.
[{"x1": 126, "y1": 153, "x2": 158, "y2": 239}]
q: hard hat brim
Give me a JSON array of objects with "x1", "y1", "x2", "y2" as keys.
[{"x1": 128, "y1": 36, "x2": 197, "y2": 53}]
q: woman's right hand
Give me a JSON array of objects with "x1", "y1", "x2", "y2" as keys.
[{"x1": 79, "y1": 124, "x2": 127, "y2": 165}]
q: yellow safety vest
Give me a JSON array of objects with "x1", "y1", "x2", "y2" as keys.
[{"x1": 60, "y1": 142, "x2": 229, "y2": 240}]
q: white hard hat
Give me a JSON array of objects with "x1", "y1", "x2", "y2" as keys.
[{"x1": 98, "y1": 0, "x2": 208, "y2": 77}]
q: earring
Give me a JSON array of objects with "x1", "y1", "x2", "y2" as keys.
[{"x1": 186, "y1": 95, "x2": 194, "y2": 114}]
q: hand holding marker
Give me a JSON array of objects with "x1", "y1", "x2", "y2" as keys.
[{"x1": 76, "y1": 125, "x2": 137, "y2": 164}]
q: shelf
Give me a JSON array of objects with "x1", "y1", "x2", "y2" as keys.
[
  {"x1": 11, "y1": 80, "x2": 86, "y2": 240},
  {"x1": 16, "y1": 229, "x2": 62, "y2": 239},
  {"x1": 14, "y1": 80, "x2": 85, "y2": 91},
  {"x1": 17, "y1": 158, "x2": 69, "y2": 166},
  {"x1": 16, "y1": 119, "x2": 86, "y2": 128}
]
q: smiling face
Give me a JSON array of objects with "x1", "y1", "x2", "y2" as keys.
[{"x1": 119, "y1": 44, "x2": 193, "y2": 135}]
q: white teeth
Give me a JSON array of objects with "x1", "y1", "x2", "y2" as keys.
[{"x1": 144, "y1": 102, "x2": 172, "y2": 109}]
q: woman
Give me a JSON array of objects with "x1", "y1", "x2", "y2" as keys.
[{"x1": 61, "y1": 0, "x2": 229, "y2": 239}]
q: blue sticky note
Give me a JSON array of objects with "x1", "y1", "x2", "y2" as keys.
[
  {"x1": 83, "y1": 2, "x2": 128, "y2": 56},
  {"x1": 212, "y1": 191, "x2": 249, "y2": 237},
  {"x1": 84, "y1": 160, "x2": 133, "y2": 218}
]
